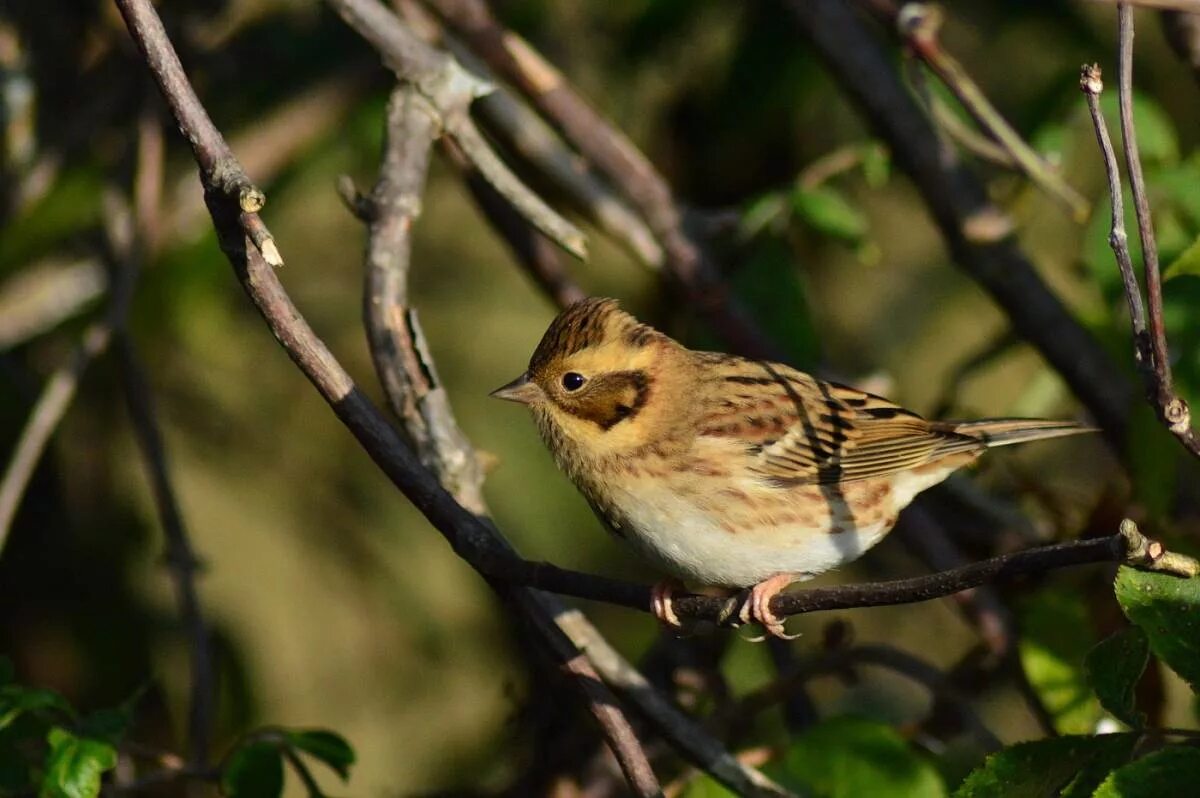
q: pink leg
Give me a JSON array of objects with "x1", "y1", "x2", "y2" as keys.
[
  {"x1": 738, "y1": 573, "x2": 799, "y2": 640},
  {"x1": 650, "y1": 579, "x2": 685, "y2": 631}
]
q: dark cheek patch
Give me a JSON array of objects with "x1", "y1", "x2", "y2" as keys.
[{"x1": 564, "y1": 371, "x2": 651, "y2": 430}]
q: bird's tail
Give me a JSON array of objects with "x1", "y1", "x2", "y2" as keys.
[{"x1": 937, "y1": 418, "x2": 1098, "y2": 450}]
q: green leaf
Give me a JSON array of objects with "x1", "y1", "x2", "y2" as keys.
[
  {"x1": 1092, "y1": 746, "x2": 1200, "y2": 797},
  {"x1": 1115, "y1": 566, "x2": 1200, "y2": 691},
  {"x1": 861, "y1": 142, "x2": 890, "y2": 188},
  {"x1": 1164, "y1": 234, "x2": 1200, "y2": 281},
  {"x1": 1084, "y1": 627, "x2": 1149, "y2": 728},
  {"x1": 222, "y1": 742, "x2": 284, "y2": 798},
  {"x1": 39, "y1": 727, "x2": 117, "y2": 798},
  {"x1": 285, "y1": 729, "x2": 354, "y2": 780},
  {"x1": 739, "y1": 193, "x2": 788, "y2": 240},
  {"x1": 953, "y1": 734, "x2": 1137, "y2": 798},
  {"x1": 1018, "y1": 586, "x2": 1103, "y2": 734},
  {"x1": 769, "y1": 716, "x2": 946, "y2": 797},
  {"x1": 791, "y1": 185, "x2": 869, "y2": 242},
  {"x1": 0, "y1": 686, "x2": 74, "y2": 731}
]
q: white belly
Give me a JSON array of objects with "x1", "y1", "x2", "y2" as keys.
[{"x1": 603, "y1": 481, "x2": 893, "y2": 587}]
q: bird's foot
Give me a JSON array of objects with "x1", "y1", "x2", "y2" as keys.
[
  {"x1": 650, "y1": 579, "x2": 686, "y2": 632},
  {"x1": 738, "y1": 573, "x2": 800, "y2": 641}
]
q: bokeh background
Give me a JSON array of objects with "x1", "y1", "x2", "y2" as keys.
[{"x1": 3, "y1": 0, "x2": 1200, "y2": 794}]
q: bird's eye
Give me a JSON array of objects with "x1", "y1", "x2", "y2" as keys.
[{"x1": 561, "y1": 372, "x2": 586, "y2": 391}]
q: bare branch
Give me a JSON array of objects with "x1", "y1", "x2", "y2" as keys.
[
  {"x1": 442, "y1": 137, "x2": 587, "y2": 309},
  {"x1": 422, "y1": 0, "x2": 787, "y2": 361},
  {"x1": 116, "y1": 338, "x2": 214, "y2": 766},
  {"x1": 1081, "y1": 8, "x2": 1200, "y2": 458},
  {"x1": 324, "y1": 0, "x2": 587, "y2": 258},
  {"x1": 893, "y1": 2, "x2": 1089, "y2": 220},
  {"x1": 0, "y1": 191, "x2": 138, "y2": 551}
]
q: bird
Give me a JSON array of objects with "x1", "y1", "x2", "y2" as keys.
[{"x1": 490, "y1": 297, "x2": 1095, "y2": 638}]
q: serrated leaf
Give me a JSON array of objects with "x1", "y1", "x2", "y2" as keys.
[
  {"x1": 0, "y1": 686, "x2": 74, "y2": 732},
  {"x1": 1164, "y1": 234, "x2": 1200, "y2": 281},
  {"x1": 222, "y1": 742, "x2": 284, "y2": 798},
  {"x1": 1114, "y1": 566, "x2": 1200, "y2": 691},
  {"x1": 285, "y1": 729, "x2": 354, "y2": 780},
  {"x1": 1084, "y1": 627, "x2": 1149, "y2": 728},
  {"x1": 39, "y1": 727, "x2": 117, "y2": 798},
  {"x1": 791, "y1": 185, "x2": 868, "y2": 242},
  {"x1": 1092, "y1": 745, "x2": 1200, "y2": 797},
  {"x1": 1018, "y1": 587, "x2": 1103, "y2": 734},
  {"x1": 953, "y1": 734, "x2": 1137, "y2": 798},
  {"x1": 769, "y1": 716, "x2": 946, "y2": 797}
]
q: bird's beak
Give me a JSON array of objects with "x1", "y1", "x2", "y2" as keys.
[{"x1": 490, "y1": 372, "x2": 542, "y2": 404}]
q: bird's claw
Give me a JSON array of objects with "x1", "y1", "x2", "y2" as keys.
[
  {"x1": 737, "y1": 574, "x2": 800, "y2": 641},
  {"x1": 650, "y1": 579, "x2": 685, "y2": 631}
]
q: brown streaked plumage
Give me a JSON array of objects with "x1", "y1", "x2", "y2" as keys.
[{"x1": 492, "y1": 298, "x2": 1096, "y2": 638}]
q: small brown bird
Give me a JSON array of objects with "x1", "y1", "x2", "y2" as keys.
[{"x1": 492, "y1": 298, "x2": 1093, "y2": 637}]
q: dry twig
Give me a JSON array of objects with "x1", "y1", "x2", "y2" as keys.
[{"x1": 1080, "y1": 6, "x2": 1200, "y2": 459}]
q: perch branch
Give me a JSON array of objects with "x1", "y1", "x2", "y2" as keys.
[
  {"x1": 1080, "y1": 7, "x2": 1200, "y2": 458},
  {"x1": 349, "y1": 81, "x2": 658, "y2": 793},
  {"x1": 115, "y1": 5, "x2": 781, "y2": 792}
]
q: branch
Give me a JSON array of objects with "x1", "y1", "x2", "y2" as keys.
[
  {"x1": 116, "y1": 337, "x2": 215, "y2": 766},
  {"x1": 782, "y1": 0, "x2": 1133, "y2": 443},
  {"x1": 732, "y1": 641, "x2": 1002, "y2": 752},
  {"x1": 323, "y1": 0, "x2": 586, "y2": 259},
  {"x1": 113, "y1": 5, "x2": 790, "y2": 794},
  {"x1": 0, "y1": 191, "x2": 138, "y2": 551},
  {"x1": 348, "y1": 82, "x2": 658, "y2": 793},
  {"x1": 1080, "y1": 8, "x2": 1200, "y2": 459},
  {"x1": 392, "y1": 0, "x2": 662, "y2": 268},
  {"x1": 442, "y1": 137, "x2": 587, "y2": 309},
  {"x1": 892, "y1": 2, "x2": 1089, "y2": 220},
  {"x1": 420, "y1": 0, "x2": 787, "y2": 362}
]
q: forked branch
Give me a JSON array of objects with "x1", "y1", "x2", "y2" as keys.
[{"x1": 1081, "y1": 5, "x2": 1200, "y2": 459}]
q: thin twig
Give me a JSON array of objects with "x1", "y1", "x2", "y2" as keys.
[
  {"x1": 731, "y1": 642, "x2": 1002, "y2": 751},
  {"x1": 893, "y1": 2, "x2": 1089, "y2": 220},
  {"x1": 442, "y1": 137, "x2": 587, "y2": 309},
  {"x1": 1080, "y1": 64, "x2": 1149, "y2": 364},
  {"x1": 116, "y1": 337, "x2": 214, "y2": 766},
  {"x1": 1080, "y1": 8, "x2": 1200, "y2": 458},
  {"x1": 393, "y1": 0, "x2": 662, "y2": 268},
  {"x1": 324, "y1": 0, "x2": 587, "y2": 259},
  {"x1": 0, "y1": 193, "x2": 138, "y2": 552}
]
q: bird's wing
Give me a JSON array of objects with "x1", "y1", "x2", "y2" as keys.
[{"x1": 695, "y1": 358, "x2": 973, "y2": 486}]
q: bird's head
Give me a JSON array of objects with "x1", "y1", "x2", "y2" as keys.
[{"x1": 491, "y1": 298, "x2": 687, "y2": 457}]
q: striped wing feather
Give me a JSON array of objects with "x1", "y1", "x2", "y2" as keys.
[{"x1": 697, "y1": 359, "x2": 1087, "y2": 487}]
